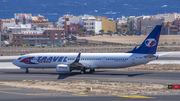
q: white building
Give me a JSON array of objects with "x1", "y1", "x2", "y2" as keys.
[
  {"x1": 80, "y1": 15, "x2": 96, "y2": 32},
  {"x1": 95, "y1": 19, "x2": 102, "y2": 34},
  {"x1": 66, "y1": 17, "x2": 80, "y2": 25},
  {"x1": 1, "y1": 18, "x2": 16, "y2": 29},
  {"x1": 153, "y1": 13, "x2": 180, "y2": 22},
  {"x1": 8, "y1": 24, "x2": 33, "y2": 42},
  {"x1": 116, "y1": 16, "x2": 127, "y2": 29},
  {"x1": 57, "y1": 14, "x2": 73, "y2": 29},
  {"x1": 15, "y1": 13, "x2": 32, "y2": 24}
]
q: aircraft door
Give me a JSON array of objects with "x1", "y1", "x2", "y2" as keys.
[
  {"x1": 102, "y1": 57, "x2": 106, "y2": 63},
  {"x1": 131, "y1": 55, "x2": 135, "y2": 64}
]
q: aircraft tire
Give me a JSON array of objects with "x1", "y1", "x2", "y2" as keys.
[
  {"x1": 25, "y1": 69, "x2": 29, "y2": 73},
  {"x1": 80, "y1": 70, "x2": 86, "y2": 74},
  {"x1": 90, "y1": 69, "x2": 95, "y2": 73}
]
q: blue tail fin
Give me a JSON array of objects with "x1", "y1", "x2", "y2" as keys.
[{"x1": 127, "y1": 25, "x2": 162, "y2": 54}]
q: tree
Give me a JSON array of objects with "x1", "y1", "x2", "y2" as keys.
[
  {"x1": 108, "y1": 30, "x2": 113, "y2": 36},
  {"x1": 117, "y1": 27, "x2": 126, "y2": 34},
  {"x1": 90, "y1": 30, "x2": 95, "y2": 36},
  {"x1": 99, "y1": 29, "x2": 104, "y2": 36},
  {"x1": 82, "y1": 28, "x2": 87, "y2": 32},
  {"x1": 77, "y1": 29, "x2": 83, "y2": 36},
  {"x1": 126, "y1": 31, "x2": 134, "y2": 36}
]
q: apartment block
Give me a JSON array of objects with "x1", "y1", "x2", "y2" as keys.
[
  {"x1": 101, "y1": 18, "x2": 116, "y2": 33},
  {"x1": 8, "y1": 24, "x2": 33, "y2": 43},
  {"x1": 15, "y1": 13, "x2": 32, "y2": 24},
  {"x1": 116, "y1": 16, "x2": 127, "y2": 30},
  {"x1": 95, "y1": 19, "x2": 102, "y2": 34},
  {"x1": 153, "y1": 13, "x2": 180, "y2": 22},
  {"x1": 13, "y1": 29, "x2": 65, "y2": 46},
  {"x1": 166, "y1": 23, "x2": 178, "y2": 35},
  {"x1": 141, "y1": 20, "x2": 163, "y2": 35},
  {"x1": 127, "y1": 16, "x2": 135, "y2": 32},
  {"x1": 82, "y1": 15, "x2": 96, "y2": 32},
  {"x1": 57, "y1": 15, "x2": 73, "y2": 29},
  {"x1": 31, "y1": 15, "x2": 54, "y2": 30},
  {"x1": 67, "y1": 23, "x2": 83, "y2": 34},
  {"x1": 1, "y1": 19, "x2": 16, "y2": 30},
  {"x1": 173, "y1": 19, "x2": 180, "y2": 34}
]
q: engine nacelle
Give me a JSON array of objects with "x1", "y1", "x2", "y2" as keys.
[{"x1": 56, "y1": 64, "x2": 70, "y2": 72}]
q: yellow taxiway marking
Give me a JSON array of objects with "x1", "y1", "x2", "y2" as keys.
[
  {"x1": 0, "y1": 88, "x2": 21, "y2": 90},
  {"x1": 168, "y1": 55, "x2": 173, "y2": 57},
  {"x1": 73, "y1": 94, "x2": 88, "y2": 96},
  {"x1": 170, "y1": 61, "x2": 174, "y2": 63},
  {"x1": 117, "y1": 95, "x2": 155, "y2": 99}
]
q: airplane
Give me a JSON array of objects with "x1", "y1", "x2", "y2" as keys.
[{"x1": 13, "y1": 25, "x2": 164, "y2": 74}]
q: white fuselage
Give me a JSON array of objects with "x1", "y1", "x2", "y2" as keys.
[{"x1": 13, "y1": 53, "x2": 157, "y2": 69}]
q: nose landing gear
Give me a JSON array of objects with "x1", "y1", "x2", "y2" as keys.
[{"x1": 25, "y1": 68, "x2": 29, "y2": 73}]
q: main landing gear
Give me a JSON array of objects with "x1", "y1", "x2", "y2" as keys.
[
  {"x1": 25, "y1": 68, "x2": 29, "y2": 73},
  {"x1": 80, "y1": 69, "x2": 86, "y2": 74},
  {"x1": 80, "y1": 68, "x2": 95, "y2": 74},
  {"x1": 90, "y1": 69, "x2": 95, "y2": 73}
]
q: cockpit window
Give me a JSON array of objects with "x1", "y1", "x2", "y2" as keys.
[{"x1": 18, "y1": 57, "x2": 22, "y2": 60}]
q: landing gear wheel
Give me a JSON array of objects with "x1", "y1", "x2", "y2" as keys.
[
  {"x1": 90, "y1": 69, "x2": 95, "y2": 73},
  {"x1": 25, "y1": 68, "x2": 29, "y2": 73},
  {"x1": 80, "y1": 70, "x2": 86, "y2": 74}
]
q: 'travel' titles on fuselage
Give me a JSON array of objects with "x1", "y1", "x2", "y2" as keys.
[{"x1": 34, "y1": 56, "x2": 67, "y2": 63}]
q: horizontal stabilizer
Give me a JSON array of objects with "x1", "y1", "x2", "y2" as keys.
[{"x1": 144, "y1": 54, "x2": 156, "y2": 58}]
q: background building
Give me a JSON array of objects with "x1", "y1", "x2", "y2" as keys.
[
  {"x1": 57, "y1": 15, "x2": 73, "y2": 29},
  {"x1": 31, "y1": 15, "x2": 54, "y2": 30},
  {"x1": 15, "y1": 13, "x2": 32, "y2": 24},
  {"x1": 67, "y1": 23, "x2": 83, "y2": 34},
  {"x1": 12, "y1": 29, "x2": 65, "y2": 46},
  {"x1": 127, "y1": 16, "x2": 135, "y2": 33},
  {"x1": 81, "y1": 15, "x2": 96, "y2": 32},
  {"x1": 101, "y1": 18, "x2": 116, "y2": 33},
  {"x1": 141, "y1": 19, "x2": 163, "y2": 35},
  {"x1": 95, "y1": 19, "x2": 102, "y2": 34}
]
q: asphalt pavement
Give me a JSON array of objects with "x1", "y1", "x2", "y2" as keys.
[
  {"x1": 0, "y1": 69, "x2": 180, "y2": 84},
  {"x1": 0, "y1": 85, "x2": 179, "y2": 101},
  {"x1": 0, "y1": 52, "x2": 180, "y2": 100}
]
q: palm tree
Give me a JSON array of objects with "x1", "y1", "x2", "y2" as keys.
[
  {"x1": 90, "y1": 30, "x2": 95, "y2": 36},
  {"x1": 82, "y1": 28, "x2": 87, "y2": 32},
  {"x1": 118, "y1": 27, "x2": 126, "y2": 34},
  {"x1": 99, "y1": 29, "x2": 104, "y2": 36},
  {"x1": 108, "y1": 30, "x2": 113, "y2": 36},
  {"x1": 77, "y1": 29, "x2": 83, "y2": 36}
]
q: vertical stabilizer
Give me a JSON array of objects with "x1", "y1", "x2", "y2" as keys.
[{"x1": 127, "y1": 25, "x2": 162, "y2": 54}]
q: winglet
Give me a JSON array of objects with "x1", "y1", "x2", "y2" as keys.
[{"x1": 74, "y1": 53, "x2": 81, "y2": 63}]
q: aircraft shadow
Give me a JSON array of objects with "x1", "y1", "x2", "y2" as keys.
[
  {"x1": 57, "y1": 71, "x2": 152, "y2": 79},
  {"x1": 87, "y1": 72, "x2": 152, "y2": 77},
  {"x1": 2, "y1": 70, "x2": 152, "y2": 80}
]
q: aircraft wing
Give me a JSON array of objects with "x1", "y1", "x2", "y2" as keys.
[
  {"x1": 69, "y1": 53, "x2": 93, "y2": 69},
  {"x1": 70, "y1": 62, "x2": 91, "y2": 68}
]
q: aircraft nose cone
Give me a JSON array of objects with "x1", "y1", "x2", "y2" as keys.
[{"x1": 12, "y1": 60, "x2": 17, "y2": 66}]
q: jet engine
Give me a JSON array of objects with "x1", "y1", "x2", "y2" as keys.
[{"x1": 56, "y1": 64, "x2": 70, "y2": 72}]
